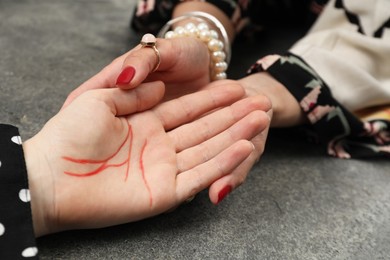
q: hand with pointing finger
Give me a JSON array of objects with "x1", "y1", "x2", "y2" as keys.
[{"x1": 63, "y1": 36, "x2": 211, "y2": 108}]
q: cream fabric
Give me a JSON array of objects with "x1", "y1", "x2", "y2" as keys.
[{"x1": 290, "y1": 0, "x2": 390, "y2": 112}]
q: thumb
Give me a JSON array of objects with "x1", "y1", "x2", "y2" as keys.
[
  {"x1": 116, "y1": 36, "x2": 176, "y2": 89},
  {"x1": 64, "y1": 36, "x2": 172, "y2": 109}
]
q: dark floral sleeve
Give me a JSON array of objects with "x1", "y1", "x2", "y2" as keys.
[
  {"x1": 247, "y1": 54, "x2": 390, "y2": 159},
  {"x1": 131, "y1": 1, "x2": 328, "y2": 38},
  {"x1": 131, "y1": 0, "x2": 248, "y2": 35}
]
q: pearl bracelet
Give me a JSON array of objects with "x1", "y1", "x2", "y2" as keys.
[{"x1": 157, "y1": 12, "x2": 230, "y2": 81}]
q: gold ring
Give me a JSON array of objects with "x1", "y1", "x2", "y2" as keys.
[{"x1": 140, "y1": 33, "x2": 161, "y2": 72}]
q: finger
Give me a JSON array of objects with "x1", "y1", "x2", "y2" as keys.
[
  {"x1": 176, "y1": 110, "x2": 269, "y2": 172},
  {"x1": 208, "y1": 148, "x2": 259, "y2": 205},
  {"x1": 201, "y1": 80, "x2": 273, "y2": 113},
  {"x1": 116, "y1": 44, "x2": 159, "y2": 88},
  {"x1": 208, "y1": 124, "x2": 271, "y2": 204},
  {"x1": 176, "y1": 140, "x2": 255, "y2": 202},
  {"x1": 169, "y1": 94, "x2": 271, "y2": 151},
  {"x1": 63, "y1": 36, "x2": 208, "y2": 109},
  {"x1": 62, "y1": 52, "x2": 129, "y2": 109},
  {"x1": 118, "y1": 37, "x2": 208, "y2": 89},
  {"x1": 85, "y1": 81, "x2": 165, "y2": 116},
  {"x1": 155, "y1": 81, "x2": 246, "y2": 130}
]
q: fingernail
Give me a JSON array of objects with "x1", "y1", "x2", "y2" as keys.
[
  {"x1": 217, "y1": 185, "x2": 232, "y2": 204},
  {"x1": 116, "y1": 66, "x2": 136, "y2": 85}
]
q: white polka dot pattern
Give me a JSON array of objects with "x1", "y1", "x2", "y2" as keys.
[
  {"x1": 19, "y1": 189, "x2": 31, "y2": 203},
  {"x1": 11, "y1": 135, "x2": 22, "y2": 145},
  {"x1": 21, "y1": 247, "x2": 38, "y2": 257},
  {"x1": 0, "y1": 222, "x2": 4, "y2": 236},
  {"x1": 1, "y1": 125, "x2": 38, "y2": 258}
]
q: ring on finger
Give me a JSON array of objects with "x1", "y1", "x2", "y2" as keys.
[{"x1": 140, "y1": 33, "x2": 161, "y2": 72}]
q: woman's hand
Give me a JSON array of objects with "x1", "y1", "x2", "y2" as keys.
[
  {"x1": 201, "y1": 79, "x2": 272, "y2": 204},
  {"x1": 25, "y1": 80, "x2": 270, "y2": 236},
  {"x1": 63, "y1": 37, "x2": 211, "y2": 108}
]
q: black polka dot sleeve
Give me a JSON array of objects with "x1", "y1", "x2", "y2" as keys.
[{"x1": 0, "y1": 124, "x2": 39, "y2": 259}]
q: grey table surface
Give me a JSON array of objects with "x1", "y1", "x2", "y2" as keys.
[{"x1": 1, "y1": 1, "x2": 389, "y2": 259}]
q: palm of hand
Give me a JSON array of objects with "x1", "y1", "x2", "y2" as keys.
[
  {"x1": 37, "y1": 82, "x2": 261, "y2": 233},
  {"x1": 47, "y1": 101, "x2": 180, "y2": 230}
]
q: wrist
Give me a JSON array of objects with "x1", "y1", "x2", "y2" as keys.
[
  {"x1": 23, "y1": 137, "x2": 54, "y2": 237},
  {"x1": 158, "y1": 14, "x2": 230, "y2": 81},
  {"x1": 239, "y1": 72, "x2": 305, "y2": 127}
]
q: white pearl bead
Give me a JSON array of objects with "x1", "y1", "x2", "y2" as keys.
[
  {"x1": 208, "y1": 39, "x2": 223, "y2": 52},
  {"x1": 215, "y1": 62, "x2": 228, "y2": 72},
  {"x1": 185, "y1": 23, "x2": 196, "y2": 30},
  {"x1": 210, "y1": 30, "x2": 219, "y2": 39},
  {"x1": 141, "y1": 33, "x2": 157, "y2": 44},
  {"x1": 174, "y1": 26, "x2": 186, "y2": 36},
  {"x1": 214, "y1": 72, "x2": 227, "y2": 80},
  {"x1": 211, "y1": 51, "x2": 226, "y2": 62},
  {"x1": 187, "y1": 27, "x2": 199, "y2": 37},
  {"x1": 199, "y1": 30, "x2": 211, "y2": 42},
  {"x1": 197, "y1": 22, "x2": 209, "y2": 31},
  {"x1": 165, "y1": 31, "x2": 176, "y2": 39}
]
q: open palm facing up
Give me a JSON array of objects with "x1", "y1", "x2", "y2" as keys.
[{"x1": 24, "y1": 80, "x2": 270, "y2": 237}]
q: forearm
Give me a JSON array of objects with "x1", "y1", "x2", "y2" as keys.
[{"x1": 158, "y1": 2, "x2": 234, "y2": 81}]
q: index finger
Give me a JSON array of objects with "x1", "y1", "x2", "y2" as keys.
[
  {"x1": 62, "y1": 51, "x2": 129, "y2": 109},
  {"x1": 62, "y1": 37, "x2": 175, "y2": 109}
]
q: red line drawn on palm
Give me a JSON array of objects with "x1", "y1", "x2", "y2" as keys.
[{"x1": 62, "y1": 123, "x2": 153, "y2": 206}]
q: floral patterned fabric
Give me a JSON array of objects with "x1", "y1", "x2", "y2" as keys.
[
  {"x1": 131, "y1": 1, "x2": 390, "y2": 159},
  {"x1": 247, "y1": 54, "x2": 390, "y2": 158}
]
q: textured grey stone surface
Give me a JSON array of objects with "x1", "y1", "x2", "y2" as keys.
[{"x1": 1, "y1": 1, "x2": 389, "y2": 259}]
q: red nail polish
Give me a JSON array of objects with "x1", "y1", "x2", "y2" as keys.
[
  {"x1": 217, "y1": 185, "x2": 232, "y2": 204},
  {"x1": 116, "y1": 66, "x2": 136, "y2": 85}
]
